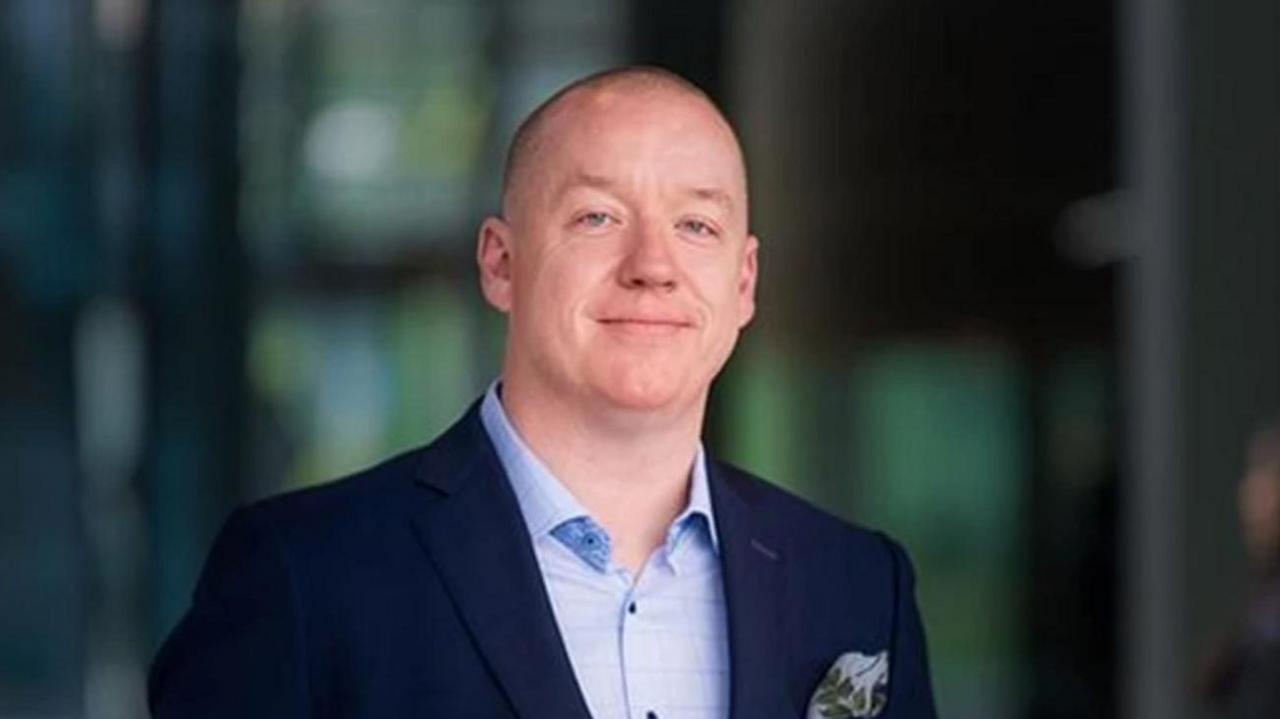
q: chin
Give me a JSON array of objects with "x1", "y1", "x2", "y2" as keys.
[{"x1": 590, "y1": 364, "x2": 689, "y2": 413}]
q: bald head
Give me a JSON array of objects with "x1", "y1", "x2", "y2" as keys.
[{"x1": 500, "y1": 66, "x2": 744, "y2": 217}]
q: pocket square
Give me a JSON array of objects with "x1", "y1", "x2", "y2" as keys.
[{"x1": 807, "y1": 650, "x2": 889, "y2": 718}]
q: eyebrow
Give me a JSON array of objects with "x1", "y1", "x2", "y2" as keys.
[
  {"x1": 554, "y1": 172, "x2": 735, "y2": 213},
  {"x1": 558, "y1": 172, "x2": 616, "y2": 197},
  {"x1": 687, "y1": 187, "x2": 734, "y2": 213}
]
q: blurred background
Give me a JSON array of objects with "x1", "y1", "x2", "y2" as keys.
[{"x1": 1, "y1": 0, "x2": 1277, "y2": 717}]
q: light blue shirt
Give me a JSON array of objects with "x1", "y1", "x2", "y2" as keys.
[{"x1": 480, "y1": 384, "x2": 730, "y2": 719}]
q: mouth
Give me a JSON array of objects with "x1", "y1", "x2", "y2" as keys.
[{"x1": 596, "y1": 317, "x2": 694, "y2": 337}]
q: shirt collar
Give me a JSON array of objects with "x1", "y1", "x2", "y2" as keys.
[
  {"x1": 675, "y1": 444, "x2": 720, "y2": 552},
  {"x1": 480, "y1": 382, "x2": 589, "y2": 540},
  {"x1": 479, "y1": 381, "x2": 720, "y2": 556}
]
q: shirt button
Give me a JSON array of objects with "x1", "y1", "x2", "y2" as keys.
[
  {"x1": 646, "y1": 712, "x2": 658, "y2": 719},
  {"x1": 628, "y1": 601, "x2": 637, "y2": 614}
]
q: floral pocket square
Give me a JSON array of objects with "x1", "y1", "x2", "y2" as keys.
[{"x1": 807, "y1": 650, "x2": 889, "y2": 718}]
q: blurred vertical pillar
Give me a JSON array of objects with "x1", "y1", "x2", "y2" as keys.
[
  {"x1": 1123, "y1": 0, "x2": 1280, "y2": 718},
  {"x1": 630, "y1": 0, "x2": 726, "y2": 100},
  {"x1": 140, "y1": 0, "x2": 245, "y2": 643},
  {"x1": 1120, "y1": 0, "x2": 1187, "y2": 718},
  {"x1": 0, "y1": 2, "x2": 96, "y2": 714}
]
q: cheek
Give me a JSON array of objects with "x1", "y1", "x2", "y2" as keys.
[
  {"x1": 516, "y1": 247, "x2": 607, "y2": 331},
  {"x1": 692, "y1": 263, "x2": 750, "y2": 327},
  {"x1": 692, "y1": 278, "x2": 748, "y2": 368}
]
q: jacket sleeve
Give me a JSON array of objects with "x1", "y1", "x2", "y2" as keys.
[
  {"x1": 148, "y1": 506, "x2": 312, "y2": 718},
  {"x1": 881, "y1": 535, "x2": 937, "y2": 718}
]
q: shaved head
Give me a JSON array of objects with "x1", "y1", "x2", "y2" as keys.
[{"x1": 500, "y1": 66, "x2": 744, "y2": 217}]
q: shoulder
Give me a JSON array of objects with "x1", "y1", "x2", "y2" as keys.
[
  {"x1": 710, "y1": 459, "x2": 929, "y2": 689},
  {"x1": 240, "y1": 444, "x2": 429, "y2": 538},
  {"x1": 710, "y1": 459, "x2": 915, "y2": 587},
  {"x1": 183, "y1": 446, "x2": 430, "y2": 598},
  {"x1": 236, "y1": 400, "x2": 489, "y2": 547}
]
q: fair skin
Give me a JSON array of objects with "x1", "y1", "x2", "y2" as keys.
[{"x1": 476, "y1": 82, "x2": 759, "y2": 574}]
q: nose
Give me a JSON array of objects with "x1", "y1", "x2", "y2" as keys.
[{"x1": 618, "y1": 222, "x2": 678, "y2": 292}]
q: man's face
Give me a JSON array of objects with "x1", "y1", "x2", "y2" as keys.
[{"x1": 479, "y1": 86, "x2": 758, "y2": 417}]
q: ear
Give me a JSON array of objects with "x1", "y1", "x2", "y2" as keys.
[
  {"x1": 477, "y1": 216, "x2": 515, "y2": 312},
  {"x1": 737, "y1": 233, "x2": 759, "y2": 327}
]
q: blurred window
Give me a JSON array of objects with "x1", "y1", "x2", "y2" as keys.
[{"x1": 239, "y1": 0, "x2": 628, "y2": 492}]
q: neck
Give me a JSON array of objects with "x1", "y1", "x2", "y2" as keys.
[{"x1": 498, "y1": 371, "x2": 706, "y2": 573}]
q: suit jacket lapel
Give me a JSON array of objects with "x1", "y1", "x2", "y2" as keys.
[
  {"x1": 409, "y1": 406, "x2": 592, "y2": 719},
  {"x1": 710, "y1": 460, "x2": 796, "y2": 719}
]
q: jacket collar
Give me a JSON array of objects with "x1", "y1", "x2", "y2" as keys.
[
  {"x1": 409, "y1": 402, "x2": 793, "y2": 719},
  {"x1": 707, "y1": 459, "x2": 796, "y2": 719},
  {"x1": 410, "y1": 401, "x2": 594, "y2": 719}
]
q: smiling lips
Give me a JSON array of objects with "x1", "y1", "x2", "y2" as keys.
[{"x1": 596, "y1": 316, "x2": 694, "y2": 337}]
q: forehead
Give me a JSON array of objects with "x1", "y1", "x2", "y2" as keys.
[{"x1": 524, "y1": 86, "x2": 747, "y2": 205}]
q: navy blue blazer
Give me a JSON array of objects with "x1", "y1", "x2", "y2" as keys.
[{"x1": 149, "y1": 402, "x2": 936, "y2": 718}]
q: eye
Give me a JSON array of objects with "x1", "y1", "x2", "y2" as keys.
[
  {"x1": 574, "y1": 211, "x2": 614, "y2": 229},
  {"x1": 677, "y1": 218, "x2": 719, "y2": 237}
]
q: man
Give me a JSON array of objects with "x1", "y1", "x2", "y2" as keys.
[{"x1": 149, "y1": 66, "x2": 936, "y2": 719}]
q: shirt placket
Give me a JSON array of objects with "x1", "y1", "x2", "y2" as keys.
[{"x1": 620, "y1": 552, "x2": 667, "y2": 719}]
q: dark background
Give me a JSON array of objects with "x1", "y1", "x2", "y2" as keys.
[{"x1": 1, "y1": 1, "x2": 1277, "y2": 718}]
